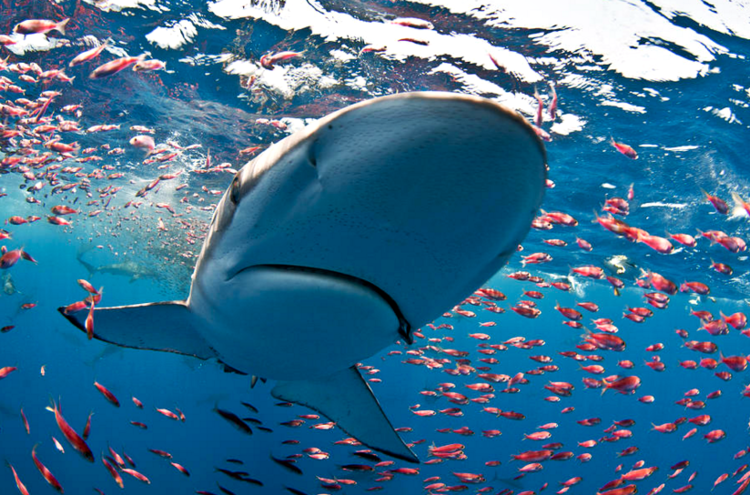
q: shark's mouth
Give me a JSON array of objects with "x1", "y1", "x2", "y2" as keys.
[{"x1": 229, "y1": 264, "x2": 413, "y2": 344}]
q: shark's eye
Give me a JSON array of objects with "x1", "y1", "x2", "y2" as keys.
[{"x1": 229, "y1": 175, "x2": 241, "y2": 204}]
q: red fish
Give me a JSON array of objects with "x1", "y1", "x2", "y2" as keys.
[
  {"x1": 20, "y1": 408, "x2": 30, "y2": 434},
  {"x1": 69, "y1": 41, "x2": 110, "y2": 67},
  {"x1": 52, "y1": 398, "x2": 94, "y2": 462},
  {"x1": 585, "y1": 332, "x2": 626, "y2": 352},
  {"x1": 611, "y1": 139, "x2": 637, "y2": 159},
  {"x1": 85, "y1": 301, "x2": 95, "y2": 340},
  {"x1": 101, "y1": 455, "x2": 124, "y2": 488},
  {"x1": 121, "y1": 467, "x2": 150, "y2": 484},
  {"x1": 63, "y1": 301, "x2": 88, "y2": 314},
  {"x1": 77, "y1": 279, "x2": 99, "y2": 294},
  {"x1": 31, "y1": 444, "x2": 64, "y2": 493},
  {"x1": 82, "y1": 411, "x2": 94, "y2": 440},
  {"x1": 0, "y1": 366, "x2": 17, "y2": 379},
  {"x1": 572, "y1": 265, "x2": 604, "y2": 279},
  {"x1": 51, "y1": 206, "x2": 79, "y2": 216},
  {"x1": 94, "y1": 381, "x2": 120, "y2": 407},
  {"x1": 704, "y1": 429, "x2": 725, "y2": 443},
  {"x1": 8, "y1": 462, "x2": 30, "y2": 495},
  {"x1": 1, "y1": 247, "x2": 36, "y2": 269},
  {"x1": 719, "y1": 352, "x2": 747, "y2": 372},
  {"x1": 602, "y1": 376, "x2": 641, "y2": 395},
  {"x1": 14, "y1": 18, "x2": 69, "y2": 35},
  {"x1": 260, "y1": 51, "x2": 303, "y2": 69},
  {"x1": 668, "y1": 232, "x2": 697, "y2": 247},
  {"x1": 722, "y1": 311, "x2": 747, "y2": 329},
  {"x1": 701, "y1": 189, "x2": 729, "y2": 214},
  {"x1": 710, "y1": 260, "x2": 732, "y2": 275},
  {"x1": 622, "y1": 466, "x2": 658, "y2": 481},
  {"x1": 90, "y1": 55, "x2": 146, "y2": 79},
  {"x1": 156, "y1": 407, "x2": 180, "y2": 420},
  {"x1": 555, "y1": 303, "x2": 582, "y2": 321},
  {"x1": 576, "y1": 237, "x2": 593, "y2": 251},
  {"x1": 636, "y1": 233, "x2": 673, "y2": 254},
  {"x1": 132, "y1": 59, "x2": 166, "y2": 72},
  {"x1": 577, "y1": 302, "x2": 599, "y2": 312},
  {"x1": 171, "y1": 462, "x2": 190, "y2": 476}
]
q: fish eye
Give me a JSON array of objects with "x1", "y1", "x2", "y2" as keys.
[{"x1": 229, "y1": 175, "x2": 241, "y2": 204}]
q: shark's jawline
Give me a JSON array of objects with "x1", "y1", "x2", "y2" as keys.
[{"x1": 229, "y1": 263, "x2": 413, "y2": 343}]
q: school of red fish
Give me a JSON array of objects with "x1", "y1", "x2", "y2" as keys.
[{"x1": 2, "y1": 12, "x2": 750, "y2": 495}]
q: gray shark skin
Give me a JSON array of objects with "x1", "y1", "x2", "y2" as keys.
[
  {"x1": 59, "y1": 92, "x2": 547, "y2": 462},
  {"x1": 76, "y1": 253, "x2": 158, "y2": 283}
]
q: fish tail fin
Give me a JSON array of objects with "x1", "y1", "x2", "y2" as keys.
[
  {"x1": 77, "y1": 257, "x2": 97, "y2": 278},
  {"x1": 56, "y1": 18, "x2": 70, "y2": 36}
]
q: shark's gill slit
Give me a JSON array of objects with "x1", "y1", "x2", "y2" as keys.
[
  {"x1": 307, "y1": 139, "x2": 318, "y2": 168},
  {"x1": 229, "y1": 175, "x2": 242, "y2": 204}
]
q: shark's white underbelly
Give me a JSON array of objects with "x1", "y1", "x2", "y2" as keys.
[{"x1": 190, "y1": 265, "x2": 401, "y2": 381}]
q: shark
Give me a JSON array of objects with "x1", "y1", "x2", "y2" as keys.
[
  {"x1": 76, "y1": 249, "x2": 159, "y2": 283},
  {"x1": 59, "y1": 92, "x2": 547, "y2": 462}
]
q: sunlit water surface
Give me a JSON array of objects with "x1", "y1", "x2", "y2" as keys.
[{"x1": 2, "y1": 1, "x2": 750, "y2": 494}]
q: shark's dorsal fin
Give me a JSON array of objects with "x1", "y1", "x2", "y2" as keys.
[
  {"x1": 57, "y1": 301, "x2": 218, "y2": 360},
  {"x1": 272, "y1": 366, "x2": 418, "y2": 463}
]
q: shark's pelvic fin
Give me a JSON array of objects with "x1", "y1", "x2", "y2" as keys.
[
  {"x1": 272, "y1": 366, "x2": 418, "y2": 463},
  {"x1": 57, "y1": 301, "x2": 218, "y2": 360}
]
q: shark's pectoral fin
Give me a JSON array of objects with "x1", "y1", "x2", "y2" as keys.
[
  {"x1": 57, "y1": 301, "x2": 218, "y2": 360},
  {"x1": 272, "y1": 366, "x2": 418, "y2": 463}
]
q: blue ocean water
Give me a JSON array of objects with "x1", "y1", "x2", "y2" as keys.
[{"x1": 1, "y1": 1, "x2": 750, "y2": 494}]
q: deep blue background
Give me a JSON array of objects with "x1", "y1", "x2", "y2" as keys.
[{"x1": 1, "y1": 0, "x2": 750, "y2": 494}]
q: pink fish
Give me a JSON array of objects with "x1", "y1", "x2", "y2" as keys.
[
  {"x1": 70, "y1": 41, "x2": 110, "y2": 67},
  {"x1": 260, "y1": 51, "x2": 303, "y2": 69},
  {"x1": 611, "y1": 138, "x2": 637, "y2": 159},
  {"x1": 14, "y1": 18, "x2": 69, "y2": 36},
  {"x1": 90, "y1": 55, "x2": 146, "y2": 79}
]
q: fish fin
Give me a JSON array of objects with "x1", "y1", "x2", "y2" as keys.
[
  {"x1": 56, "y1": 18, "x2": 70, "y2": 36},
  {"x1": 220, "y1": 363, "x2": 247, "y2": 375},
  {"x1": 272, "y1": 366, "x2": 418, "y2": 463},
  {"x1": 57, "y1": 301, "x2": 217, "y2": 360},
  {"x1": 75, "y1": 250, "x2": 97, "y2": 278}
]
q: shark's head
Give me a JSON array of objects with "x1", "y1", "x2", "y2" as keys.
[{"x1": 190, "y1": 92, "x2": 546, "y2": 379}]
